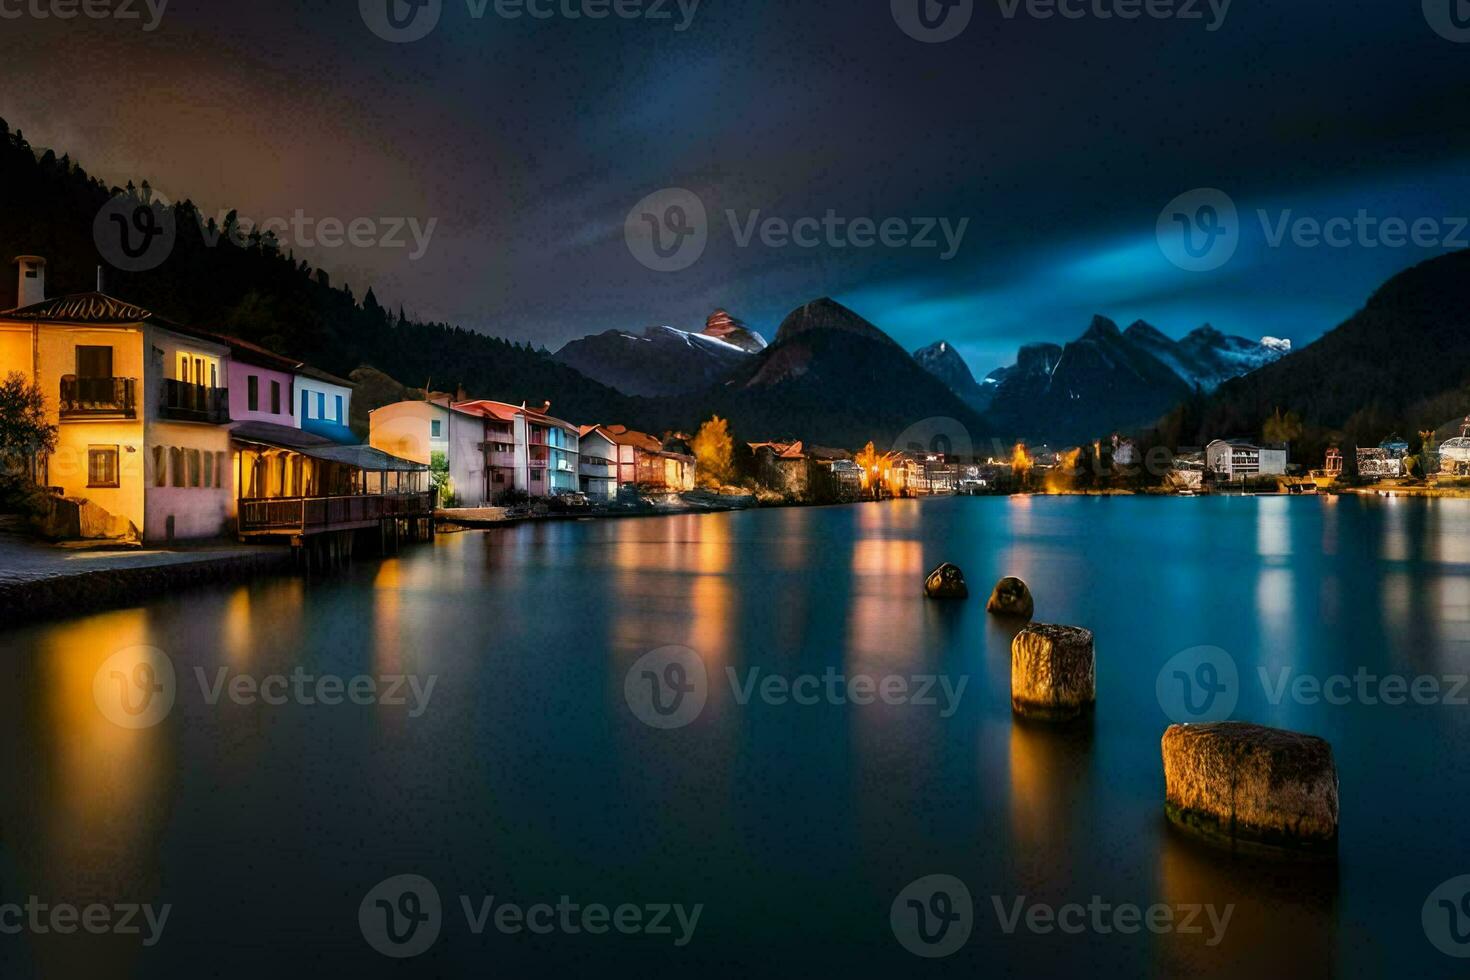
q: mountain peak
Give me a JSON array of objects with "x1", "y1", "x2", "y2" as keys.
[
  {"x1": 1123, "y1": 320, "x2": 1171, "y2": 344},
  {"x1": 1083, "y1": 314, "x2": 1122, "y2": 340},
  {"x1": 703, "y1": 309, "x2": 767, "y2": 353},
  {"x1": 773, "y1": 298, "x2": 898, "y2": 348}
]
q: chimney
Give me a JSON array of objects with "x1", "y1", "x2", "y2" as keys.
[{"x1": 14, "y1": 256, "x2": 45, "y2": 308}]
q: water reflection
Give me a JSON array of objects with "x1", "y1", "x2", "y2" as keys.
[{"x1": 1155, "y1": 827, "x2": 1338, "y2": 977}]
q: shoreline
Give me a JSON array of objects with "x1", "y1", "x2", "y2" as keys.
[{"x1": 3, "y1": 487, "x2": 1455, "y2": 628}]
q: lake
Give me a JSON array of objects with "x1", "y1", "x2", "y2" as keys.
[{"x1": 3, "y1": 495, "x2": 1469, "y2": 977}]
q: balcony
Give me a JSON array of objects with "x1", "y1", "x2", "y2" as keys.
[
  {"x1": 60, "y1": 376, "x2": 136, "y2": 419},
  {"x1": 160, "y1": 379, "x2": 230, "y2": 424},
  {"x1": 239, "y1": 492, "x2": 435, "y2": 537}
]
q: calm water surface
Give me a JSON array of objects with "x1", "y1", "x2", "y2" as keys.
[{"x1": 4, "y1": 496, "x2": 1470, "y2": 977}]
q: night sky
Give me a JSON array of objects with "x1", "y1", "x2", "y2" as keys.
[{"x1": 1, "y1": 0, "x2": 1467, "y2": 374}]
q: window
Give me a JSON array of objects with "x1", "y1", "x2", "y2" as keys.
[
  {"x1": 431, "y1": 420, "x2": 442, "y2": 438},
  {"x1": 76, "y1": 346, "x2": 112, "y2": 378},
  {"x1": 271, "y1": 381, "x2": 281, "y2": 415},
  {"x1": 171, "y1": 447, "x2": 186, "y2": 487},
  {"x1": 335, "y1": 394, "x2": 344, "y2": 423},
  {"x1": 152, "y1": 446, "x2": 166, "y2": 487},
  {"x1": 301, "y1": 389, "x2": 310, "y2": 421},
  {"x1": 247, "y1": 375, "x2": 260, "y2": 411},
  {"x1": 317, "y1": 392, "x2": 325, "y2": 419},
  {"x1": 87, "y1": 446, "x2": 119, "y2": 488},
  {"x1": 188, "y1": 450, "x2": 202, "y2": 487}
]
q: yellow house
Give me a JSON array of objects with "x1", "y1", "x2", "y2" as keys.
[{"x1": 0, "y1": 257, "x2": 235, "y2": 542}]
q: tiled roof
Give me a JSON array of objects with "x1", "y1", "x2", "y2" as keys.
[
  {"x1": 1, "y1": 291, "x2": 162, "y2": 325},
  {"x1": 296, "y1": 363, "x2": 354, "y2": 388}
]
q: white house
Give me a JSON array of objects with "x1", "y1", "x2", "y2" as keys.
[{"x1": 1206, "y1": 439, "x2": 1288, "y2": 480}]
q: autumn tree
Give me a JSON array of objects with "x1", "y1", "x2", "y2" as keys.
[{"x1": 692, "y1": 415, "x2": 734, "y2": 487}]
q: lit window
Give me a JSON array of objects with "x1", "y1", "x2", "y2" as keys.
[{"x1": 87, "y1": 446, "x2": 119, "y2": 488}]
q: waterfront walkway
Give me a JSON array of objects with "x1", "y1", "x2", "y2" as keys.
[{"x1": 0, "y1": 533, "x2": 290, "y2": 623}]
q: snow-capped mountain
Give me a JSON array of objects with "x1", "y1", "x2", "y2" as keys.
[
  {"x1": 552, "y1": 311, "x2": 761, "y2": 397},
  {"x1": 918, "y1": 317, "x2": 1290, "y2": 443}
]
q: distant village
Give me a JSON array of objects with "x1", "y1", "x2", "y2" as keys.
[{"x1": 1, "y1": 255, "x2": 1464, "y2": 562}]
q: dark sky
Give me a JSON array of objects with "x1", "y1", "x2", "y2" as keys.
[{"x1": 2, "y1": 0, "x2": 1467, "y2": 375}]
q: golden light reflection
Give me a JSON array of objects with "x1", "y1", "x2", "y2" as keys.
[
  {"x1": 374, "y1": 559, "x2": 404, "y2": 676},
  {"x1": 35, "y1": 609, "x2": 170, "y2": 889},
  {"x1": 222, "y1": 586, "x2": 253, "y2": 666},
  {"x1": 850, "y1": 538, "x2": 924, "y2": 576}
]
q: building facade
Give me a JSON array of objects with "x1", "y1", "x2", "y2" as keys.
[
  {"x1": 294, "y1": 365, "x2": 356, "y2": 444},
  {"x1": 368, "y1": 399, "x2": 492, "y2": 507},
  {"x1": 0, "y1": 263, "x2": 235, "y2": 541},
  {"x1": 1205, "y1": 439, "x2": 1289, "y2": 480}
]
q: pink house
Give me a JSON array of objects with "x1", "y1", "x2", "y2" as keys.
[{"x1": 219, "y1": 336, "x2": 299, "y2": 427}]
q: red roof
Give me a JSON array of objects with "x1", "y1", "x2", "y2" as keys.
[{"x1": 454, "y1": 399, "x2": 577, "y2": 433}]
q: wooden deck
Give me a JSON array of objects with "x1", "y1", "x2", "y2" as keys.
[{"x1": 239, "y1": 492, "x2": 436, "y2": 538}]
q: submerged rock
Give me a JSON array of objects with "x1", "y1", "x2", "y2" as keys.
[
  {"x1": 924, "y1": 562, "x2": 969, "y2": 599},
  {"x1": 1162, "y1": 722, "x2": 1339, "y2": 858},
  {"x1": 1010, "y1": 624, "x2": 1095, "y2": 721},
  {"x1": 987, "y1": 576, "x2": 1035, "y2": 619}
]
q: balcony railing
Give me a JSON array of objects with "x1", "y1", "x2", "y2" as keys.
[
  {"x1": 239, "y1": 491, "x2": 435, "y2": 536},
  {"x1": 161, "y1": 379, "x2": 230, "y2": 424},
  {"x1": 60, "y1": 376, "x2": 136, "y2": 418}
]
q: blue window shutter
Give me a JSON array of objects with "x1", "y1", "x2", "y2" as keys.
[{"x1": 335, "y1": 394, "x2": 344, "y2": 423}]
